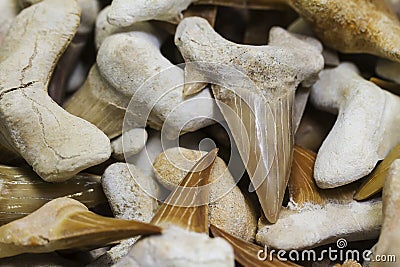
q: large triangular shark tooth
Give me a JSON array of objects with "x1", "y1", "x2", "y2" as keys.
[{"x1": 151, "y1": 148, "x2": 218, "y2": 233}]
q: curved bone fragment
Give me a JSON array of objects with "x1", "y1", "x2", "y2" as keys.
[
  {"x1": 0, "y1": 197, "x2": 161, "y2": 258},
  {"x1": 370, "y1": 160, "x2": 400, "y2": 267},
  {"x1": 311, "y1": 62, "x2": 400, "y2": 188},
  {"x1": 256, "y1": 146, "x2": 382, "y2": 250},
  {"x1": 111, "y1": 128, "x2": 148, "y2": 161},
  {"x1": 175, "y1": 17, "x2": 323, "y2": 223},
  {"x1": 0, "y1": 0, "x2": 111, "y2": 181}
]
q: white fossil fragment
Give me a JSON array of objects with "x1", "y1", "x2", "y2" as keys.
[
  {"x1": 116, "y1": 226, "x2": 234, "y2": 267},
  {"x1": 112, "y1": 128, "x2": 148, "y2": 161},
  {"x1": 0, "y1": 0, "x2": 19, "y2": 46},
  {"x1": 92, "y1": 163, "x2": 159, "y2": 265},
  {"x1": 175, "y1": 17, "x2": 324, "y2": 223},
  {"x1": 310, "y1": 62, "x2": 400, "y2": 188},
  {"x1": 153, "y1": 147, "x2": 258, "y2": 242},
  {"x1": 0, "y1": 0, "x2": 111, "y2": 181},
  {"x1": 370, "y1": 160, "x2": 400, "y2": 267}
]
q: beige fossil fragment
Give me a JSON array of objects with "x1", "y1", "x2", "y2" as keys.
[
  {"x1": 153, "y1": 147, "x2": 258, "y2": 242},
  {"x1": 0, "y1": 0, "x2": 19, "y2": 46},
  {"x1": 111, "y1": 128, "x2": 148, "y2": 161},
  {"x1": 0, "y1": 164, "x2": 106, "y2": 225},
  {"x1": 256, "y1": 146, "x2": 382, "y2": 250},
  {"x1": 311, "y1": 62, "x2": 400, "y2": 188},
  {"x1": 369, "y1": 160, "x2": 400, "y2": 267},
  {"x1": 0, "y1": 197, "x2": 161, "y2": 258},
  {"x1": 0, "y1": 0, "x2": 111, "y2": 181},
  {"x1": 118, "y1": 149, "x2": 235, "y2": 267},
  {"x1": 334, "y1": 260, "x2": 362, "y2": 267},
  {"x1": 175, "y1": 17, "x2": 324, "y2": 223},
  {"x1": 90, "y1": 163, "x2": 159, "y2": 265}
]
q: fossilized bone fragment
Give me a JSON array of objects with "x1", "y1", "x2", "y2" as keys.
[
  {"x1": 0, "y1": 164, "x2": 106, "y2": 225},
  {"x1": 0, "y1": 0, "x2": 19, "y2": 46},
  {"x1": 0, "y1": 197, "x2": 161, "y2": 258},
  {"x1": 311, "y1": 62, "x2": 400, "y2": 188},
  {"x1": 111, "y1": 128, "x2": 148, "y2": 161},
  {"x1": 0, "y1": 0, "x2": 111, "y2": 181},
  {"x1": 117, "y1": 149, "x2": 235, "y2": 267},
  {"x1": 91, "y1": 163, "x2": 159, "y2": 265},
  {"x1": 175, "y1": 17, "x2": 324, "y2": 223},
  {"x1": 153, "y1": 147, "x2": 258, "y2": 242},
  {"x1": 370, "y1": 160, "x2": 400, "y2": 267},
  {"x1": 256, "y1": 146, "x2": 382, "y2": 250}
]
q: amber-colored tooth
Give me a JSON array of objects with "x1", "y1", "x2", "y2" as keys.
[
  {"x1": 151, "y1": 149, "x2": 218, "y2": 233},
  {"x1": 0, "y1": 164, "x2": 106, "y2": 225},
  {"x1": 0, "y1": 197, "x2": 161, "y2": 258},
  {"x1": 210, "y1": 224, "x2": 300, "y2": 267},
  {"x1": 355, "y1": 143, "x2": 400, "y2": 200},
  {"x1": 289, "y1": 145, "x2": 356, "y2": 206},
  {"x1": 370, "y1": 77, "x2": 400, "y2": 96}
]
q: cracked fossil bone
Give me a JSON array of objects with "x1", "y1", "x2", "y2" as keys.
[
  {"x1": 0, "y1": 197, "x2": 161, "y2": 258},
  {"x1": 153, "y1": 147, "x2": 258, "y2": 242},
  {"x1": 111, "y1": 128, "x2": 148, "y2": 161},
  {"x1": 175, "y1": 17, "x2": 324, "y2": 223},
  {"x1": 0, "y1": 164, "x2": 106, "y2": 225},
  {"x1": 256, "y1": 146, "x2": 382, "y2": 250},
  {"x1": 117, "y1": 149, "x2": 235, "y2": 267},
  {"x1": 310, "y1": 62, "x2": 400, "y2": 188},
  {"x1": 0, "y1": 0, "x2": 111, "y2": 181},
  {"x1": 90, "y1": 163, "x2": 159, "y2": 266},
  {"x1": 369, "y1": 160, "x2": 400, "y2": 267}
]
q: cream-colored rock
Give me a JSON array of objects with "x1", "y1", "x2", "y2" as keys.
[
  {"x1": 310, "y1": 62, "x2": 400, "y2": 188},
  {"x1": 175, "y1": 17, "x2": 324, "y2": 223},
  {"x1": 256, "y1": 200, "x2": 382, "y2": 250},
  {"x1": 112, "y1": 128, "x2": 148, "y2": 161},
  {"x1": 0, "y1": 0, "x2": 111, "y2": 181},
  {"x1": 370, "y1": 160, "x2": 400, "y2": 267},
  {"x1": 116, "y1": 226, "x2": 235, "y2": 267},
  {"x1": 153, "y1": 147, "x2": 258, "y2": 242},
  {"x1": 0, "y1": 0, "x2": 19, "y2": 46},
  {"x1": 96, "y1": 163, "x2": 159, "y2": 265},
  {"x1": 97, "y1": 29, "x2": 217, "y2": 138},
  {"x1": 108, "y1": 0, "x2": 192, "y2": 26}
]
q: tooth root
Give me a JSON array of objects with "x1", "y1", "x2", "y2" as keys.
[
  {"x1": 355, "y1": 143, "x2": 400, "y2": 201},
  {"x1": 290, "y1": 146, "x2": 357, "y2": 206},
  {"x1": 0, "y1": 164, "x2": 106, "y2": 225},
  {"x1": 151, "y1": 149, "x2": 218, "y2": 233},
  {"x1": 210, "y1": 224, "x2": 300, "y2": 267},
  {"x1": 0, "y1": 197, "x2": 161, "y2": 258},
  {"x1": 212, "y1": 84, "x2": 294, "y2": 223}
]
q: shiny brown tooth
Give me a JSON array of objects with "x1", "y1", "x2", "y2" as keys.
[
  {"x1": 289, "y1": 145, "x2": 356, "y2": 206},
  {"x1": 151, "y1": 148, "x2": 218, "y2": 233},
  {"x1": 0, "y1": 197, "x2": 161, "y2": 258},
  {"x1": 210, "y1": 224, "x2": 300, "y2": 267},
  {"x1": 355, "y1": 143, "x2": 400, "y2": 200},
  {"x1": 0, "y1": 164, "x2": 106, "y2": 225}
]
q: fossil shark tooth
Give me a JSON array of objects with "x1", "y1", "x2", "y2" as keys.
[
  {"x1": 210, "y1": 224, "x2": 300, "y2": 267},
  {"x1": 175, "y1": 17, "x2": 324, "y2": 223},
  {"x1": 151, "y1": 148, "x2": 218, "y2": 233},
  {"x1": 0, "y1": 197, "x2": 161, "y2": 258},
  {"x1": 0, "y1": 164, "x2": 106, "y2": 225},
  {"x1": 355, "y1": 143, "x2": 400, "y2": 201},
  {"x1": 257, "y1": 145, "x2": 382, "y2": 250}
]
